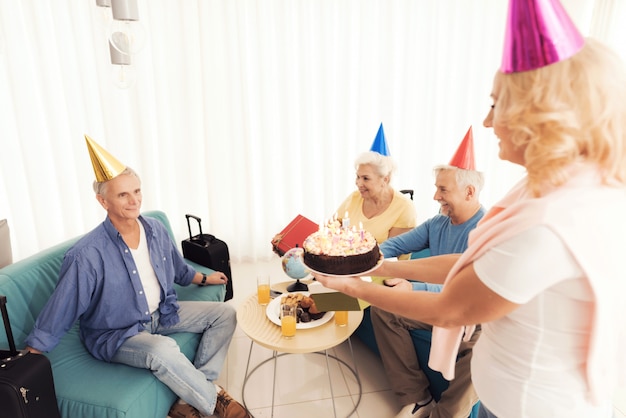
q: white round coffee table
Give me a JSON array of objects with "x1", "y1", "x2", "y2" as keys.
[{"x1": 237, "y1": 285, "x2": 364, "y2": 417}]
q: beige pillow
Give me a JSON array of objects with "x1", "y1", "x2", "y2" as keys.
[{"x1": 0, "y1": 219, "x2": 12, "y2": 268}]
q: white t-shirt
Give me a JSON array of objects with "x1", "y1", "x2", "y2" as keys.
[
  {"x1": 129, "y1": 221, "x2": 162, "y2": 314},
  {"x1": 472, "y1": 225, "x2": 613, "y2": 417}
]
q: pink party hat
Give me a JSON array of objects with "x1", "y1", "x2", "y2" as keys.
[
  {"x1": 501, "y1": 0, "x2": 584, "y2": 73},
  {"x1": 370, "y1": 123, "x2": 390, "y2": 156},
  {"x1": 449, "y1": 126, "x2": 475, "y2": 170}
]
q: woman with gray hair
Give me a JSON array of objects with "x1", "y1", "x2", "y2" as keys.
[
  {"x1": 270, "y1": 149, "x2": 416, "y2": 258},
  {"x1": 335, "y1": 150, "x2": 416, "y2": 246}
]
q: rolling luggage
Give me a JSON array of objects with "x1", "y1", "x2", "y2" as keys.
[
  {"x1": 0, "y1": 295, "x2": 61, "y2": 418},
  {"x1": 181, "y1": 214, "x2": 233, "y2": 301}
]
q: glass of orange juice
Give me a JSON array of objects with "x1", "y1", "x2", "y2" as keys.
[
  {"x1": 280, "y1": 304, "x2": 297, "y2": 339},
  {"x1": 257, "y1": 275, "x2": 270, "y2": 305},
  {"x1": 335, "y1": 311, "x2": 348, "y2": 327}
]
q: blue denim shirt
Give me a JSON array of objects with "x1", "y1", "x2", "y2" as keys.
[{"x1": 25, "y1": 215, "x2": 196, "y2": 362}]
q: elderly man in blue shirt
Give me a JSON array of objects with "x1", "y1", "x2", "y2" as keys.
[
  {"x1": 25, "y1": 136, "x2": 250, "y2": 418},
  {"x1": 375, "y1": 163, "x2": 485, "y2": 418}
]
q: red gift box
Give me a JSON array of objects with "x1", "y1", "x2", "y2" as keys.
[{"x1": 273, "y1": 214, "x2": 318, "y2": 256}]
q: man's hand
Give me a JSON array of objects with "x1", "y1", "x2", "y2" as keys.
[
  {"x1": 205, "y1": 272, "x2": 228, "y2": 285},
  {"x1": 25, "y1": 346, "x2": 42, "y2": 354},
  {"x1": 194, "y1": 271, "x2": 228, "y2": 286},
  {"x1": 382, "y1": 278, "x2": 412, "y2": 291}
]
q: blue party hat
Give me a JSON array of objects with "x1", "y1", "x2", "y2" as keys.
[{"x1": 370, "y1": 123, "x2": 390, "y2": 156}]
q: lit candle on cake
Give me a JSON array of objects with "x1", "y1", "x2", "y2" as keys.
[
  {"x1": 359, "y1": 221, "x2": 364, "y2": 240},
  {"x1": 342, "y1": 211, "x2": 350, "y2": 229}
]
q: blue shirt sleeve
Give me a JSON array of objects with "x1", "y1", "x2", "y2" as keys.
[
  {"x1": 411, "y1": 281, "x2": 443, "y2": 293},
  {"x1": 24, "y1": 250, "x2": 96, "y2": 352},
  {"x1": 380, "y1": 222, "x2": 430, "y2": 258}
]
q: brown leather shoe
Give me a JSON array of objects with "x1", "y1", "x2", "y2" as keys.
[
  {"x1": 214, "y1": 388, "x2": 251, "y2": 418},
  {"x1": 168, "y1": 400, "x2": 203, "y2": 418}
]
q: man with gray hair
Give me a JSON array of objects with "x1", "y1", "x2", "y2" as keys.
[
  {"x1": 25, "y1": 136, "x2": 250, "y2": 418},
  {"x1": 379, "y1": 164, "x2": 485, "y2": 260},
  {"x1": 373, "y1": 128, "x2": 486, "y2": 418}
]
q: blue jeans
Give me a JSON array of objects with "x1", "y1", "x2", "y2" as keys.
[{"x1": 111, "y1": 301, "x2": 237, "y2": 416}]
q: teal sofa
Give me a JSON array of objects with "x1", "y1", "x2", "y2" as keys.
[{"x1": 0, "y1": 210, "x2": 226, "y2": 418}]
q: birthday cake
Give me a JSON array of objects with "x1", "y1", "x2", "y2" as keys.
[{"x1": 303, "y1": 218, "x2": 380, "y2": 275}]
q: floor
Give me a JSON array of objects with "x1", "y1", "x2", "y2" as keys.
[{"x1": 207, "y1": 259, "x2": 626, "y2": 418}]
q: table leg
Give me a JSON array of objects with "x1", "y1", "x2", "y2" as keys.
[
  {"x1": 241, "y1": 342, "x2": 363, "y2": 418},
  {"x1": 241, "y1": 340, "x2": 255, "y2": 410},
  {"x1": 333, "y1": 337, "x2": 363, "y2": 417},
  {"x1": 271, "y1": 350, "x2": 278, "y2": 417},
  {"x1": 346, "y1": 337, "x2": 360, "y2": 387},
  {"x1": 324, "y1": 349, "x2": 338, "y2": 418}
]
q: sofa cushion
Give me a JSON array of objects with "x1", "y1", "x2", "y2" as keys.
[
  {"x1": 48, "y1": 324, "x2": 200, "y2": 418},
  {"x1": 46, "y1": 282, "x2": 224, "y2": 418}
]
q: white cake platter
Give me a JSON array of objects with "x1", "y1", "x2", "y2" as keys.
[{"x1": 304, "y1": 253, "x2": 384, "y2": 278}]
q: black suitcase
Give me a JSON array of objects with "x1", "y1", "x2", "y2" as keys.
[
  {"x1": 0, "y1": 295, "x2": 61, "y2": 418},
  {"x1": 181, "y1": 214, "x2": 233, "y2": 301}
]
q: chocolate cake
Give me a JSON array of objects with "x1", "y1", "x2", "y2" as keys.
[{"x1": 303, "y1": 219, "x2": 381, "y2": 275}]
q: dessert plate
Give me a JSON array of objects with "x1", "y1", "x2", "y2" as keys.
[
  {"x1": 304, "y1": 253, "x2": 384, "y2": 278},
  {"x1": 266, "y1": 292, "x2": 334, "y2": 329}
]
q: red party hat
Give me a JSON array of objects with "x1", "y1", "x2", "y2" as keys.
[
  {"x1": 501, "y1": 0, "x2": 584, "y2": 73},
  {"x1": 449, "y1": 126, "x2": 475, "y2": 170}
]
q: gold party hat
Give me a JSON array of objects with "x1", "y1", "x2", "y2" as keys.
[{"x1": 84, "y1": 134, "x2": 126, "y2": 182}]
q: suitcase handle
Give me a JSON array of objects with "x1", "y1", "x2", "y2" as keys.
[
  {"x1": 185, "y1": 214, "x2": 203, "y2": 240},
  {"x1": 0, "y1": 295, "x2": 18, "y2": 356}
]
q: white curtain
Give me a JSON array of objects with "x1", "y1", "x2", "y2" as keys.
[{"x1": 1, "y1": 0, "x2": 624, "y2": 263}]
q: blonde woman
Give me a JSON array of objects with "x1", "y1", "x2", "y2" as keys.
[{"x1": 313, "y1": 1, "x2": 626, "y2": 416}]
